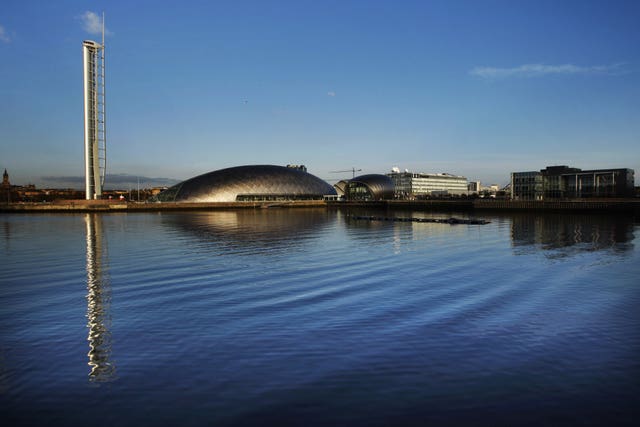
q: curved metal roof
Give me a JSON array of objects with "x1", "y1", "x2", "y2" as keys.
[
  {"x1": 333, "y1": 180, "x2": 349, "y2": 196},
  {"x1": 347, "y1": 174, "x2": 395, "y2": 200},
  {"x1": 154, "y1": 165, "x2": 336, "y2": 202}
]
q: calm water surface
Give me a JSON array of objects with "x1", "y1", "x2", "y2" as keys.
[{"x1": 1, "y1": 209, "x2": 639, "y2": 426}]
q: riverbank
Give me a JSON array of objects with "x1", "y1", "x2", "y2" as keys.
[
  {"x1": 332, "y1": 199, "x2": 640, "y2": 214},
  {"x1": 0, "y1": 199, "x2": 328, "y2": 212},
  {"x1": 2, "y1": 198, "x2": 639, "y2": 213},
  {"x1": 388, "y1": 199, "x2": 640, "y2": 213}
]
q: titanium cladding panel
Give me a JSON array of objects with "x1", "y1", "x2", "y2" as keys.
[{"x1": 156, "y1": 165, "x2": 336, "y2": 202}]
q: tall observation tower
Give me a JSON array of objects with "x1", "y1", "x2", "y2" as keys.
[{"x1": 82, "y1": 15, "x2": 107, "y2": 200}]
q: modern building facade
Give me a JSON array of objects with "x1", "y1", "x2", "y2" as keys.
[
  {"x1": 387, "y1": 170, "x2": 469, "y2": 198},
  {"x1": 152, "y1": 165, "x2": 336, "y2": 203},
  {"x1": 511, "y1": 166, "x2": 635, "y2": 200},
  {"x1": 82, "y1": 18, "x2": 106, "y2": 200},
  {"x1": 341, "y1": 174, "x2": 395, "y2": 201},
  {"x1": 511, "y1": 171, "x2": 543, "y2": 200},
  {"x1": 468, "y1": 181, "x2": 481, "y2": 193}
]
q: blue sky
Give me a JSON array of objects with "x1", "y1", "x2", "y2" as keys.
[{"x1": 1, "y1": 0, "x2": 639, "y2": 188}]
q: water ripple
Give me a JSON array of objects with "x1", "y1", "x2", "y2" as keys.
[{"x1": 1, "y1": 211, "x2": 639, "y2": 426}]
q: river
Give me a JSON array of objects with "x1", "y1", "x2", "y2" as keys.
[{"x1": 1, "y1": 209, "x2": 638, "y2": 426}]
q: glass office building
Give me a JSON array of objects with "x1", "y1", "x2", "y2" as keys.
[
  {"x1": 387, "y1": 171, "x2": 469, "y2": 198},
  {"x1": 510, "y1": 171, "x2": 544, "y2": 200},
  {"x1": 511, "y1": 166, "x2": 635, "y2": 200}
]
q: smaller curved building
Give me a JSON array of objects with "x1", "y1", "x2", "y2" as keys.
[
  {"x1": 343, "y1": 174, "x2": 395, "y2": 201},
  {"x1": 333, "y1": 180, "x2": 349, "y2": 198},
  {"x1": 153, "y1": 165, "x2": 336, "y2": 203}
]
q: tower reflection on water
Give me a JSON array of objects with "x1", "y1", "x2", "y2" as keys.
[{"x1": 85, "y1": 213, "x2": 115, "y2": 382}]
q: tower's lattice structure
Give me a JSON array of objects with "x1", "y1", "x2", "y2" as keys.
[{"x1": 82, "y1": 19, "x2": 106, "y2": 200}]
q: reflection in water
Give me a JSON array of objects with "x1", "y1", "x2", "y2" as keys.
[
  {"x1": 85, "y1": 213, "x2": 115, "y2": 382},
  {"x1": 164, "y1": 209, "x2": 332, "y2": 251},
  {"x1": 511, "y1": 213, "x2": 635, "y2": 255},
  {"x1": 2, "y1": 220, "x2": 9, "y2": 252},
  {"x1": 342, "y1": 208, "x2": 475, "y2": 251}
]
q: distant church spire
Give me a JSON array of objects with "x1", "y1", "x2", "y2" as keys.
[{"x1": 2, "y1": 169, "x2": 9, "y2": 187}]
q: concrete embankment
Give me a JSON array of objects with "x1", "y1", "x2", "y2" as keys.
[
  {"x1": 0, "y1": 200, "x2": 329, "y2": 212},
  {"x1": 386, "y1": 199, "x2": 640, "y2": 213},
  {"x1": 1, "y1": 199, "x2": 639, "y2": 213},
  {"x1": 333, "y1": 199, "x2": 640, "y2": 213}
]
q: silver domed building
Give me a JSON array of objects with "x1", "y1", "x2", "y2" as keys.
[
  {"x1": 342, "y1": 174, "x2": 395, "y2": 201},
  {"x1": 153, "y1": 165, "x2": 336, "y2": 202}
]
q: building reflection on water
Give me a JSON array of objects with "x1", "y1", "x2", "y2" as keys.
[
  {"x1": 85, "y1": 213, "x2": 115, "y2": 382},
  {"x1": 164, "y1": 209, "x2": 332, "y2": 250},
  {"x1": 511, "y1": 213, "x2": 635, "y2": 255}
]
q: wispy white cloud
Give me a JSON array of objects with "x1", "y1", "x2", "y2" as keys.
[
  {"x1": 327, "y1": 91, "x2": 336, "y2": 97},
  {"x1": 78, "y1": 11, "x2": 112, "y2": 36},
  {"x1": 469, "y1": 63, "x2": 627, "y2": 79},
  {"x1": 0, "y1": 24, "x2": 11, "y2": 43}
]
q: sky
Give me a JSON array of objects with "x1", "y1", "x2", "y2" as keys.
[{"x1": 1, "y1": 0, "x2": 639, "y2": 188}]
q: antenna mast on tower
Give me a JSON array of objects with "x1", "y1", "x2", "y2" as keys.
[{"x1": 82, "y1": 12, "x2": 107, "y2": 199}]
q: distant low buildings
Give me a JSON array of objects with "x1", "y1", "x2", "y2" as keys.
[
  {"x1": 387, "y1": 168, "x2": 469, "y2": 199},
  {"x1": 468, "y1": 181, "x2": 481, "y2": 193},
  {"x1": 511, "y1": 166, "x2": 635, "y2": 200},
  {"x1": 1, "y1": 170, "x2": 95, "y2": 202}
]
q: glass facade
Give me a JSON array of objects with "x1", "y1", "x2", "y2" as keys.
[
  {"x1": 511, "y1": 171, "x2": 543, "y2": 200},
  {"x1": 343, "y1": 175, "x2": 395, "y2": 201},
  {"x1": 511, "y1": 166, "x2": 635, "y2": 200},
  {"x1": 570, "y1": 172, "x2": 618, "y2": 197},
  {"x1": 345, "y1": 183, "x2": 374, "y2": 201},
  {"x1": 236, "y1": 194, "x2": 326, "y2": 202}
]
